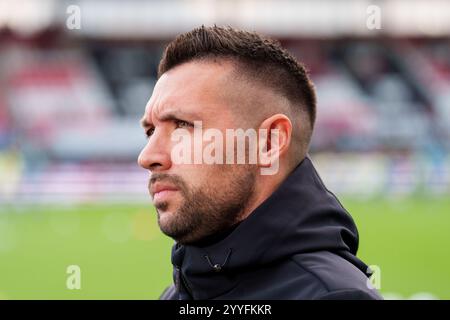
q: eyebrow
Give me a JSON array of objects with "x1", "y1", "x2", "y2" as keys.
[
  {"x1": 140, "y1": 110, "x2": 201, "y2": 128},
  {"x1": 140, "y1": 117, "x2": 151, "y2": 129}
]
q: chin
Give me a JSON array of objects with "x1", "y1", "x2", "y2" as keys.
[{"x1": 157, "y1": 206, "x2": 178, "y2": 226}]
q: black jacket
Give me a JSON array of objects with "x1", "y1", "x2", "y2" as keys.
[{"x1": 160, "y1": 156, "x2": 383, "y2": 300}]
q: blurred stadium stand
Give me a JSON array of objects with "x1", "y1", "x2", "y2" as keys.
[{"x1": 0, "y1": 0, "x2": 449, "y2": 203}]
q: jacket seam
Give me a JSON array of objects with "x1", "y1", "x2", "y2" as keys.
[{"x1": 290, "y1": 257, "x2": 332, "y2": 294}]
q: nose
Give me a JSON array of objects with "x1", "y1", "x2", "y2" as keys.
[{"x1": 138, "y1": 130, "x2": 172, "y2": 172}]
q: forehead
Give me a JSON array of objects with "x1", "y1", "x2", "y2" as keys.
[{"x1": 143, "y1": 60, "x2": 236, "y2": 121}]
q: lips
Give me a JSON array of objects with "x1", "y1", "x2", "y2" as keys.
[{"x1": 150, "y1": 182, "x2": 179, "y2": 201}]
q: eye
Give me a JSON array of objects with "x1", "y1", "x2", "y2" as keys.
[
  {"x1": 145, "y1": 127, "x2": 155, "y2": 139},
  {"x1": 175, "y1": 120, "x2": 193, "y2": 129}
]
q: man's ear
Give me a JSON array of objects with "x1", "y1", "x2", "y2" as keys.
[{"x1": 257, "y1": 114, "x2": 292, "y2": 169}]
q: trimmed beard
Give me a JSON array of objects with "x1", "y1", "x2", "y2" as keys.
[{"x1": 150, "y1": 166, "x2": 257, "y2": 244}]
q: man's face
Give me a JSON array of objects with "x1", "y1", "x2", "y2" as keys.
[{"x1": 138, "y1": 60, "x2": 258, "y2": 244}]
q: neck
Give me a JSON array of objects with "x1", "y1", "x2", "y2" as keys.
[
  {"x1": 237, "y1": 166, "x2": 290, "y2": 222},
  {"x1": 188, "y1": 222, "x2": 241, "y2": 248}
]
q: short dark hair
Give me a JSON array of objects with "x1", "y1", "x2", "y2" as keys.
[{"x1": 158, "y1": 26, "x2": 317, "y2": 156}]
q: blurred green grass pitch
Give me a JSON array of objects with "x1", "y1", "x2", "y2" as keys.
[{"x1": 0, "y1": 197, "x2": 449, "y2": 299}]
